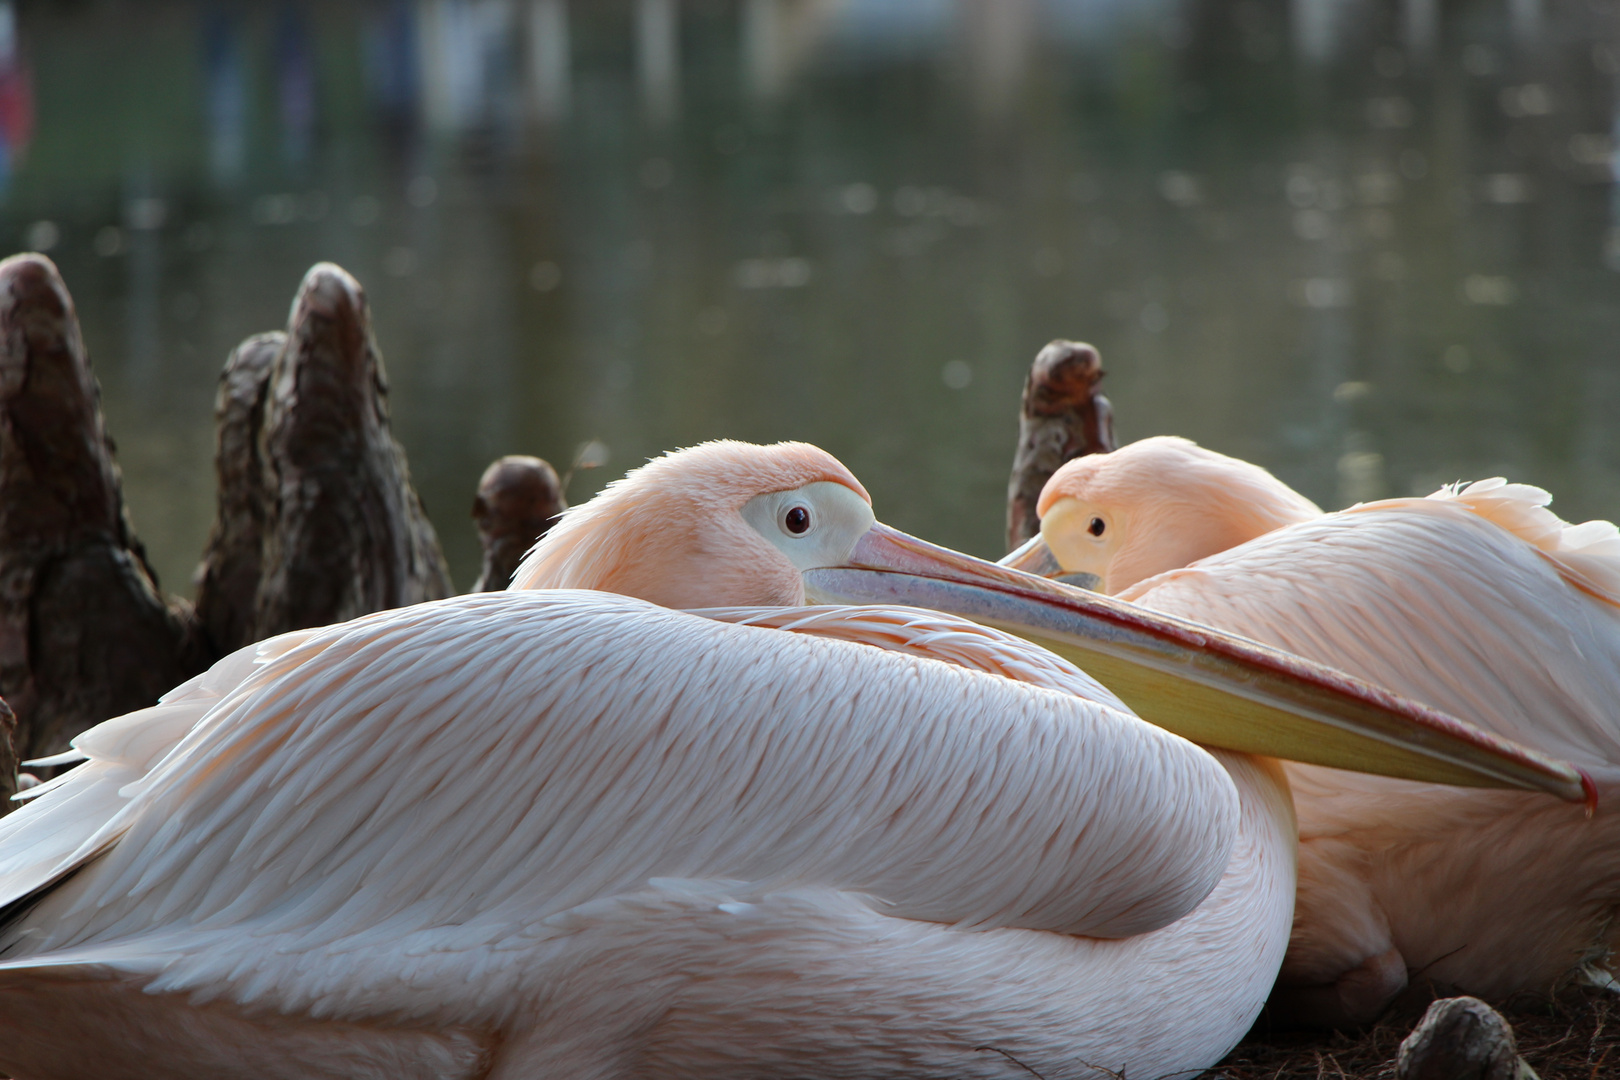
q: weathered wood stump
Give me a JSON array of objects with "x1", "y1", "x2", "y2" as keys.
[
  {"x1": 0, "y1": 254, "x2": 206, "y2": 767},
  {"x1": 1397, "y1": 997, "x2": 1538, "y2": 1080},
  {"x1": 0, "y1": 696, "x2": 16, "y2": 808},
  {"x1": 1005, "y1": 340, "x2": 1115, "y2": 551},
  {"x1": 193, "y1": 332, "x2": 281, "y2": 657},
  {"x1": 195, "y1": 263, "x2": 453, "y2": 653},
  {"x1": 0, "y1": 257, "x2": 466, "y2": 811},
  {"x1": 472, "y1": 455, "x2": 565, "y2": 592}
]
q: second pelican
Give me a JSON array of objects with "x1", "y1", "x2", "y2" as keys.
[{"x1": 1006, "y1": 435, "x2": 1620, "y2": 1026}]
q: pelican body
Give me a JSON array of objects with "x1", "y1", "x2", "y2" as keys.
[
  {"x1": 1008, "y1": 435, "x2": 1620, "y2": 1025},
  {"x1": 0, "y1": 441, "x2": 1580, "y2": 1077}
]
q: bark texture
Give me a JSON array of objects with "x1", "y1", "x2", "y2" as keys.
[
  {"x1": 193, "y1": 332, "x2": 281, "y2": 656},
  {"x1": 0, "y1": 254, "x2": 206, "y2": 761},
  {"x1": 471, "y1": 455, "x2": 565, "y2": 592},
  {"x1": 0, "y1": 697, "x2": 16, "y2": 811},
  {"x1": 1397, "y1": 997, "x2": 1538, "y2": 1080},
  {"x1": 1005, "y1": 340, "x2": 1115, "y2": 551},
  {"x1": 194, "y1": 263, "x2": 453, "y2": 653}
]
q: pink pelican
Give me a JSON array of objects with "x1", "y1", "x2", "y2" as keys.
[
  {"x1": 0, "y1": 441, "x2": 1583, "y2": 1078},
  {"x1": 1005, "y1": 434, "x2": 1620, "y2": 1026}
]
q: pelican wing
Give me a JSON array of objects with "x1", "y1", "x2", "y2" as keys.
[
  {"x1": 0, "y1": 590, "x2": 1236, "y2": 1025},
  {"x1": 1418, "y1": 477, "x2": 1620, "y2": 603},
  {"x1": 0, "y1": 634, "x2": 319, "y2": 917},
  {"x1": 1123, "y1": 497, "x2": 1620, "y2": 768},
  {"x1": 694, "y1": 603, "x2": 1130, "y2": 709}
]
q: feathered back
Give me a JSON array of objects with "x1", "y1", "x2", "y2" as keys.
[
  {"x1": 0, "y1": 591, "x2": 1238, "y2": 1019},
  {"x1": 1411, "y1": 478, "x2": 1620, "y2": 607},
  {"x1": 507, "y1": 440, "x2": 869, "y2": 608}
]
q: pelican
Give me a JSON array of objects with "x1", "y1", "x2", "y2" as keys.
[
  {"x1": 1004, "y1": 434, "x2": 1620, "y2": 1026},
  {"x1": 0, "y1": 441, "x2": 1582, "y2": 1078}
]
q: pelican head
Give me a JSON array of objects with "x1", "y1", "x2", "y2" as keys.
[
  {"x1": 1004, "y1": 436, "x2": 1322, "y2": 594},
  {"x1": 510, "y1": 441, "x2": 876, "y2": 607}
]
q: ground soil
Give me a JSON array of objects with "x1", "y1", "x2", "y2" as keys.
[{"x1": 1207, "y1": 989, "x2": 1617, "y2": 1080}]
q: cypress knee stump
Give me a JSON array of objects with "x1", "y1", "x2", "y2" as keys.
[
  {"x1": 195, "y1": 263, "x2": 453, "y2": 653},
  {"x1": 1005, "y1": 340, "x2": 1114, "y2": 552},
  {"x1": 0, "y1": 254, "x2": 205, "y2": 765}
]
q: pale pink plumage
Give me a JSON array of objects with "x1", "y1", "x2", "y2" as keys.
[
  {"x1": 508, "y1": 439, "x2": 869, "y2": 607},
  {"x1": 1037, "y1": 436, "x2": 1322, "y2": 595},
  {"x1": 1038, "y1": 436, "x2": 1620, "y2": 1024},
  {"x1": 0, "y1": 440, "x2": 1293, "y2": 1080}
]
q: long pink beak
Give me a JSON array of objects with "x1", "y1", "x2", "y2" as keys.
[{"x1": 804, "y1": 522, "x2": 1590, "y2": 806}]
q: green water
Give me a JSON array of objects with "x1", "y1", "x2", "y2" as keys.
[{"x1": 4, "y1": 0, "x2": 1618, "y2": 591}]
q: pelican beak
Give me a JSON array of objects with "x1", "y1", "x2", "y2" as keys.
[
  {"x1": 805, "y1": 522, "x2": 1590, "y2": 804},
  {"x1": 1000, "y1": 534, "x2": 1102, "y2": 592}
]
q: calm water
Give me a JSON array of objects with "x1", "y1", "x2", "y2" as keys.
[{"x1": 4, "y1": 0, "x2": 1619, "y2": 592}]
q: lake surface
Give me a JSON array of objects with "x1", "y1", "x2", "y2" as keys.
[{"x1": 4, "y1": 0, "x2": 1619, "y2": 592}]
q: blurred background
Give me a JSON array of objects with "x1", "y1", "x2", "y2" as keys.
[{"x1": 2, "y1": 0, "x2": 1617, "y2": 591}]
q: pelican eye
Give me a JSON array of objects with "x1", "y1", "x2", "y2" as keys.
[
  {"x1": 740, "y1": 481, "x2": 872, "y2": 569},
  {"x1": 1088, "y1": 517, "x2": 1107, "y2": 537}
]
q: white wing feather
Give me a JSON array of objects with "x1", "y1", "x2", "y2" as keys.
[
  {"x1": 1420, "y1": 477, "x2": 1620, "y2": 604},
  {"x1": 697, "y1": 604, "x2": 1128, "y2": 710},
  {"x1": 0, "y1": 635, "x2": 319, "y2": 912},
  {"x1": 0, "y1": 590, "x2": 1235, "y2": 1030}
]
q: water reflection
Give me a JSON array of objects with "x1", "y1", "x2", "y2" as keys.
[
  {"x1": 2, "y1": 0, "x2": 1618, "y2": 592},
  {"x1": 204, "y1": 13, "x2": 246, "y2": 184},
  {"x1": 276, "y1": 7, "x2": 316, "y2": 167},
  {"x1": 528, "y1": 0, "x2": 570, "y2": 123},
  {"x1": 1402, "y1": 0, "x2": 1437, "y2": 58},
  {"x1": 0, "y1": 3, "x2": 30, "y2": 196},
  {"x1": 636, "y1": 0, "x2": 680, "y2": 125}
]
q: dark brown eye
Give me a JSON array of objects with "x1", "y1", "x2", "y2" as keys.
[
  {"x1": 1088, "y1": 516, "x2": 1106, "y2": 537},
  {"x1": 784, "y1": 506, "x2": 811, "y2": 534}
]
